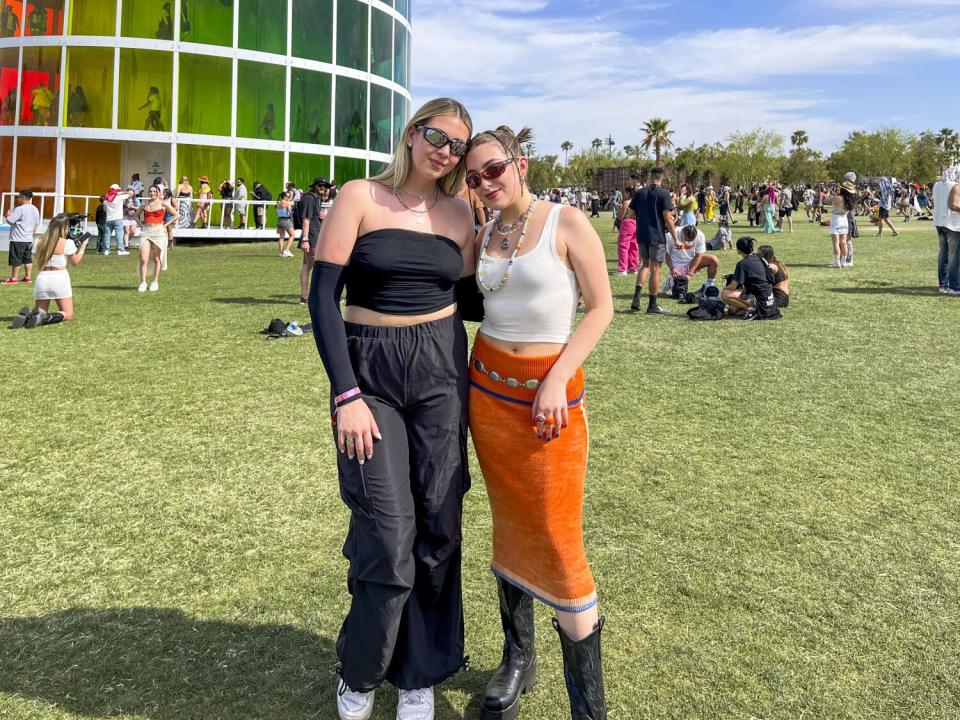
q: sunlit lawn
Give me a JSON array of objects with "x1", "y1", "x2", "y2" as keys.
[{"x1": 1, "y1": 211, "x2": 958, "y2": 719}]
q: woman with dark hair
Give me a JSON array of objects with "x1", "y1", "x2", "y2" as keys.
[
  {"x1": 466, "y1": 126, "x2": 613, "y2": 720},
  {"x1": 827, "y1": 179, "x2": 857, "y2": 267},
  {"x1": 308, "y1": 98, "x2": 475, "y2": 720},
  {"x1": 721, "y1": 236, "x2": 781, "y2": 319},
  {"x1": 677, "y1": 183, "x2": 697, "y2": 227},
  {"x1": 758, "y1": 244, "x2": 789, "y2": 308},
  {"x1": 614, "y1": 186, "x2": 638, "y2": 276}
]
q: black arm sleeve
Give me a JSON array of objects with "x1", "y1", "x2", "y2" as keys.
[
  {"x1": 455, "y1": 275, "x2": 484, "y2": 323},
  {"x1": 308, "y1": 261, "x2": 358, "y2": 397}
]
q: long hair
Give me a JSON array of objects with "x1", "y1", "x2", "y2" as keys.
[
  {"x1": 33, "y1": 215, "x2": 70, "y2": 272},
  {"x1": 758, "y1": 244, "x2": 788, "y2": 279},
  {"x1": 371, "y1": 97, "x2": 473, "y2": 197}
]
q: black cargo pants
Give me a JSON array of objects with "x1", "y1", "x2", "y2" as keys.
[{"x1": 334, "y1": 314, "x2": 470, "y2": 692}]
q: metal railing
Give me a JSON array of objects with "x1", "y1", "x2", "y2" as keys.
[{"x1": 0, "y1": 192, "x2": 326, "y2": 237}]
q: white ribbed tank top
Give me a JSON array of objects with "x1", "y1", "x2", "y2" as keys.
[{"x1": 477, "y1": 203, "x2": 579, "y2": 344}]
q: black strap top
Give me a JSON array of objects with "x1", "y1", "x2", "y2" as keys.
[{"x1": 345, "y1": 229, "x2": 463, "y2": 315}]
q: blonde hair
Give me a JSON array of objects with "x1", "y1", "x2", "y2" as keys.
[
  {"x1": 33, "y1": 215, "x2": 70, "y2": 272},
  {"x1": 468, "y1": 125, "x2": 535, "y2": 160},
  {"x1": 371, "y1": 97, "x2": 473, "y2": 197}
]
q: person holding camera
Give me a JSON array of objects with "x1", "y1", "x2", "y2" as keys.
[
  {"x1": 721, "y1": 236, "x2": 781, "y2": 320},
  {"x1": 666, "y1": 224, "x2": 719, "y2": 295},
  {"x1": 12, "y1": 215, "x2": 88, "y2": 328}
]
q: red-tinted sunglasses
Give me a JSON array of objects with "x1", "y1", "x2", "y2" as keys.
[{"x1": 465, "y1": 158, "x2": 516, "y2": 189}]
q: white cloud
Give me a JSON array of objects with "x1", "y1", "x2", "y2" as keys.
[{"x1": 410, "y1": 4, "x2": 960, "y2": 156}]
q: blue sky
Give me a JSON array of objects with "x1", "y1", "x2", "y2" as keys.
[{"x1": 411, "y1": 0, "x2": 960, "y2": 158}]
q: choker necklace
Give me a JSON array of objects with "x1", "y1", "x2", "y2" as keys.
[
  {"x1": 493, "y1": 198, "x2": 537, "y2": 250},
  {"x1": 398, "y1": 185, "x2": 433, "y2": 201},
  {"x1": 394, "y1": 185, "x2": 440, "y2": 224}
]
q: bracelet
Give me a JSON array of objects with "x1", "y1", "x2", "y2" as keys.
[
  {"x1": 334, "y1": 387, "x2": 361, "y2": 406},
  {"x1": 330, "y1": 393, "x2": 362, "y2": 425}
]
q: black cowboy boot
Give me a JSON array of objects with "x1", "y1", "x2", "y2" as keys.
[
  {"x1": 552, "y1": 617, "x2": 607, "y2": 720},
  {"x1": 479, "y1": 578, "x2": 537, "y2": 719}
]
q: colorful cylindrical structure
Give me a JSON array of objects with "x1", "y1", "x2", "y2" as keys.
[{"x1": 0, "y1": 0, "x2": 411, "y2": 216}]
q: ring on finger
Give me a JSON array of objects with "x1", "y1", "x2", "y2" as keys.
[
  {"x1": 346, "y1": 436, "x2": 355, "y2": 447},
  {"x1": 535, "y1": 414, "x2": 546, "y2": 424}
]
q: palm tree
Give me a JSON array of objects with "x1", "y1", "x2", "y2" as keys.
[
  {"x1": 936, "y1": 128, "x2": 959, "y2": 163},
  {"x1": 790, "y1": 130, "x2": 809, "y2": 148},
  {"x1": 561, "y1": 140, "x2": 573, "y2": 165},
  {"x1": 591, "y1": 138, "x2": 603, "y2": 151},
  {"x1": 640, "y1": 118, "x2": 674, "y2": 165}
]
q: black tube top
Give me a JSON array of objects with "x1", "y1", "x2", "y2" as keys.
[{"x1": 345, "y1": 229, "x2": 463, "y2": 315}]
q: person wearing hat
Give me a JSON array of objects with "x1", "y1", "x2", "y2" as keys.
[
  {"x1": 103, "y1": 183, "x2": 133, "y2": 256},
  {"x1": 826, "y1": 177, "x2": 858, "y2": 268},
  {"x1": 297, "y1": 176, "x2": 331, "y2": 303},
  {"x1": 195, "y1": 176, "x2": 212, "y2": 228}
]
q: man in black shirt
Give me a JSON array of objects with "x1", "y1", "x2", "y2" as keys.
[
  {"x1": 298, "y1": 175, "x2": 332, "y2": 303},
  {"x1": 629, "y1": 167, "x2": 679, "y2": 314}
]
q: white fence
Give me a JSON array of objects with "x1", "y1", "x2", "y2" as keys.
[{"x1": 0, "y1": 192, "x2": 325, "y2": 248}]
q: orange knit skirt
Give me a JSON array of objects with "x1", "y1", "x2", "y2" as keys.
[{"x1": 468, "y1": 333, "x2": 597, "y2": 612}]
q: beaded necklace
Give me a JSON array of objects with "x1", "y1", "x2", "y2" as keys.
[{"x1": 477, "y1": 198, "x2": 537, "y2": 293}]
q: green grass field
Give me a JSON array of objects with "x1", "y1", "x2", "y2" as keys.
[{"x1": 1, "y1": 212, "x2": 958, "y2": 720}]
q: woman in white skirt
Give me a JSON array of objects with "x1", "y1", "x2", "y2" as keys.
[
  {"x1": 827, "y1": 179, "x2": 857, "y2": 268},
  {"x1": 11, "y1": 215, "x2": 88, "y2": 328},
  {"x1": 135, "y1": 184, "x2": 176, "y2": 292}
]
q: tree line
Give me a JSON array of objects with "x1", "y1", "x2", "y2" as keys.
[{"x1": 526, "y1": 120, "x2": 960, "y2": 192}]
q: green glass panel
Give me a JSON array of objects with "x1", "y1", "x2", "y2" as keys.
[
  {"x1": 239, "y1": 0, "x2": 286, "y2": 55},
  {"x1": 335, "y1": 76, "x2": 366, "y2": 150},
  {"x1": 118, "y1": 49, "x2": 172, "y2": 131},
  {"x1": 237, "y1": 60, "x2": 285, "y2": 140},
  {"x1": 392, "y1": 91, "x2": 408, "y2": 148},
  {"x1": 21, "y1": 46, "x2": 60, "y2": 127},
  {"x1": 65, "y1": 47, "x2": 113, "y2": 129},
  {"x1": 371, "y1": 9, "x2": 392, "y2": 81},
  {"x1": 334, "y1": 156, "x2": 366, "y2": 184},
  {"x1": 179, "y1": 53, "x2": 232, "y2": 136},
  {"x1": 25, "y1": 1, "x2": 64, "y2": 36},
  {"x1": 0, "y1": 1, "x2": 21, "y2": 38},
  {"x1": 292, "y1": 0, "x2": 332, "y2": 63},
  {"x1": 180, "y1": 0, "x2": 232, "y2": 46},
  {"x1": 235, "y1": 148, "x2": 283, "y2": 224},
  {"x1": 290, "y1": 68, "x2": 330, "y2": 145},
  {"x1": 393, "y1": 22, "x2": 408, "y2": 89},
  {"x1": 122, "y1": 0, "x2": 173, "y2": 40},
  {"x1": 369, "y1": 160, "x2": 387, "y2": 176},
  {"x1": 336, "y1": 0, "x2": 367, "y2": 72},
  {"x1": 176, "y1": 143, "x2": 229, "y2": 226},
  {"x1": 70, "y1": 0, "x2": 116, "y2": 35},
  {"x1": 0, "y1": 47, "x2": 19, "y2": 127},
  {"x1": 289, "y1": 151, "x2": 331, "y2": 191},
  {"x1": 370, "y1": 83, "x2": 391, "y2": 155}
]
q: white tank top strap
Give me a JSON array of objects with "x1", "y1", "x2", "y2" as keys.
[{"x1": 544, "y1": 202, "x2": 564, "y2": 264}]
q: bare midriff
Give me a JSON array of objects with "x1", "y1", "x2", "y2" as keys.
[
  {"x1": 479, "y1": 331, "x2": 566, "y2": 357},
  {"x1": 344, "y1": 303, "x2": 455, "y2": 327}
]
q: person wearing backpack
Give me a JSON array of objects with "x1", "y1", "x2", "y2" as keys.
[{"x1": 297, "y1": 176, "x2": 331, "y2": 303}]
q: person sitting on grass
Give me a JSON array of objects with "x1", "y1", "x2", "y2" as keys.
[
  {"x1": 666, "y1": 224, "x2": 719, "y2": 293},
  {"x1": 721, "y1": 236, "x2": 781, "y2": 320},
  {"x1": 706, "y1": 217, "x2": 733, "y2": 251},
  {"x1": 758, "y1": 244, "x2": 789, "y2": 309},
  {"x1": 11, "y1": 215, "x2": 88, "y2": 329}
]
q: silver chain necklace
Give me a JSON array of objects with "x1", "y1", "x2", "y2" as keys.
[{"x1": 394, "y1": 186, "x2": 440, "y2": 224}]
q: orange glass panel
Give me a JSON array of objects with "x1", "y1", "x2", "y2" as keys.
[
  {"x1": 0, "y1": 2, "x2": 23, "y2": 38},
  {"x1": 16, "y1": 136, "x2": 56, "y2": 193},
  {"x1": 0, "y1": 136, "x2": 13, "y2": 200},
  {"x1": 64, "y1": 139, "x2": 121, "y2": 213},
  {"x1": 24, "y1": 0, "x2": 64, "y2": 36}
]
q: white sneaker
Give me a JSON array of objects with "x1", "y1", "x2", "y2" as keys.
[
  {"x1": 827, "y1": 259, "x2": 842, "y2": 268},
  {"x1": 948, "y1": 289, "x2": 960, "y2": 296},
  {"x1": 612, "y1": 270, "x2": 628, "y2": 277},
  {"x1": 103, "y1": 251, "x2": 110, "y2": 256},
  {"x1": 337, "y1": 679, "x2": 374, "y2": 720},
  {"x1": 149, "y1": 281, "x2": 159, "y2": 292},
  {"x1": 282, "y1": 250, "x2": 294, "y2": 257},
  {"x1": 397, "y1": 687, "x2": 434, "y2": 720},
  {"x1": 939, "y1": 286, "x2": 949, "y2": 294},
  {"x1": 137, "y1": 282, "x2": 147, "y2": 293},
  {"x1": 118, "y1": 250, "x2": 130, "y2": 256},
  {"x1": 843, "y1": 259, "x2": 853, "y2": 267}
]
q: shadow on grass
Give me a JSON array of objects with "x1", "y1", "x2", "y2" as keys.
[
  {"x1": 828, "y1": 285, "x2": 941, "y2": 297},
  {"x1": 213, "y1": 297, "x2": 302, "y2": 306},
  {"x1": 74, "y1": 285, "x2": 136, "y2": 291},
  {"x1": 0, "y1": 607, "x2": 486, "y2": 719}
]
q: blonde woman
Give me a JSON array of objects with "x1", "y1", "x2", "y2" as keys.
[
  {"x1": 307, "y1": 98, "x2": 475, "y2": 720},
  {"x1": 465, "y1": 127, "x2": 613, "y2": 720},
  {"x1": 135, "y1": 185, "x2": 176, "y2": 292},
  {"x1": 12, "y1": 215, "x2": 87, "y2": 328}
]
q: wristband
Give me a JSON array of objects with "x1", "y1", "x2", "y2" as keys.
[
  {"x1": 330, "y1": 393, "x2": 363, "y2": 425},
  {"x1": 334, "y1": 387, "x2": 361, "y2": 405}
]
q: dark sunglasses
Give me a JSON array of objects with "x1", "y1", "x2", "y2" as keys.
[
  {"x1": 416, "y1": 125, "x2": 469, "y2": 157},
  {"x1": 465, "y1": 158, "x2": 516, "y2": 189}
]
